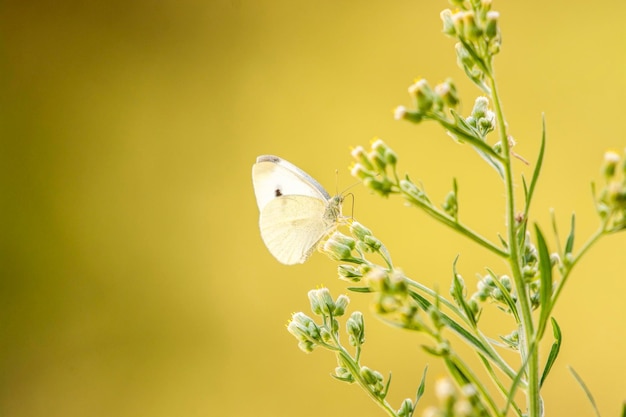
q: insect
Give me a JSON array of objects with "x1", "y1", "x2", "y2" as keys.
[{"x1": 252, "y1": 155, "x2": 343, "y2": 265}]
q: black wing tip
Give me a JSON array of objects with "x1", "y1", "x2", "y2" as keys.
[{"x1": 256, "y1": 155, "x2": 281, "y2": 164}]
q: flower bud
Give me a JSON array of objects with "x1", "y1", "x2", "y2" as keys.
[
  {"x1": 441, "y1": 9, "x2": 456, "y2": 35},
  {"x1": 350, "y1": 221, "x2": 373, "y2": 241},
  {"x1": 468, "y1": 297, "x2": 480, "y2": 314},
  {"x1": 435, "y1": 78, "x2": 459, "y2": 108},
  {"x1": 398, "y1": 398, "x2": 414, "y2": 417},
  {"x1": 308, "y1": 288, "x2": 335, "y2": 315},
  {"x1": 395, "y1": 106, "x2": 424, "y2": 123},
  {"x1": 499, "y1": 275, "x2": 512, "y2": 291},
  {"x1": 323, "y1": 236, "x2": 353, "y2": 261},
  {"x1": 368, "y1": 150, "x2": 387, "y2": 171},
  {"x1": 320, "y1": 327, "x2": 332, "y2": 342},
  {"x1": 333, "y1": 294, "x2": 350, "y2": 316},
  {"x1": 337, "y1": 264, "x2": 363, "y2": 281},
  {"x1": 351, "y1": 145, "x2": 374, "y2": 170},
  {"x1": 346, "y1": 311, "x2": 365, "y2": 346},
  {"x1": 409, "y1": 79, "x2": 435, "y2": 113},
  {"x1": 462, "y1": 11, "x2": 482, "y2": 40},
  {"x1": 365, "y1": 267, "x2": 388, "y2": 292},
  {"x1": 603, "y1": 150, "x2": 621, "y2": 179},
  {"x1": 360, "y1": 366, "x2": 383, "y2": 385},
  {"x1": 485, "y1": 11, "x2": 499, "y2": 39},
  {"x1": 287, "y1": 312, "x2": 320, "y2": 343},
  {"x1": 351, "y1": 163, "x2": 371, "y2": 180},
  {"x1": 371, "y1": 138, "x2": 388, "y2": 156},
  {"x1": 470, "y1": 96, "x2": 490, "y2": 119},
  {"x1": 363, "y1": 235, "x2": 382, "y2": 250},
  {"x1": 330, "y1": 232, "x2": 356, "y2": 249},
  {"x1": 334, "y1": 366, "x2": 353, "y2": 382},
  {"x1": 297, "y1": 340, "x2": 315, "y2": 353}
]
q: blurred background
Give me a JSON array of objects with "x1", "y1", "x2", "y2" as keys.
[{"x1": 1, "y1": 1, "x2": 625, "y2": 416}]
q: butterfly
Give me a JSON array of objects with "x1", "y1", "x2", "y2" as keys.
[{"x1": 252, "y1": 155, "x2": 343, "y2": 265}]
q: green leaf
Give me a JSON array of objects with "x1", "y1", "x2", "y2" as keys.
[
  {"x1": 446, "y1": 109, "x2": 504, "y2": 177},
  {"x1": 380, "y1": 372, "x2": 392, "y2": 399},
  {"x1": 347, "y1": 287, "x2": 373, "y2": 293},
  {"x1": 621, "y1": 402, "x2": 626, "y2": 417},
  {"x1": 524, "y1": 115, "x2": 547, "y2": 218},
  {"x1": 444, "y1": 357, "x2": 470, "y2": 385},
  {"x1": 534, "y1": 224, "x2": 553, "y2": 340},
  {"x1": 414, "y1": 366, "x2": 429, "y2": 409},
  {"x1": 449, "y1": 109, "x2": 478, "y2": 138},
  {"x1": 540, "y1": 317, "x2": 562, "y2": 387},
  {"x1": 569, "y1": 366, "x2": 602, "y2": 417},
  {"x1": 450, "y1": 259, "x2": 477, "y2": 328},
  {"x1": 497, "y1": 233, "x2": 509, "y2": 249},
  {"x1": 564, "y1": 213, "x2": 576, "y2": 255},
  {"x1": 421, "y1": 345, "x2": 445, "y2": 357}
]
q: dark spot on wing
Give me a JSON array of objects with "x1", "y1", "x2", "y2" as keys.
[{"x1": 274, "y1": 188, "x2": 282, "y2": 197}]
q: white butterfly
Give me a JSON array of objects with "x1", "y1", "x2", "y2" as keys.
[{"x1": 252, "y1": 155, "x2": 343, "y2": 265}]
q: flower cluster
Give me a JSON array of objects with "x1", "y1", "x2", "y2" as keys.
[
  {"x1": 366, "y1": 268, "x2": 423, "y2": 330},
  {"x1": 441, "y1": 2, "x2": 501, "y2": 90},
  {"x1": 287, "y1": 288, "x2": 416, "y2": 413},
  {"x1": 286, "y1": 288, "x2": 350, "y2": 353},
  {"x1": 351, "y1": 139, "x2": 398, "y2": 197},
  {"x1": 322, "y1": 222, "x2": 386, "y2": 267},
  {"x1": 394, "y1": 78, "x2": 459, "y2": 124},
  {"x1": 596, "y1": 149, "x2": 626, "y2": 232}
]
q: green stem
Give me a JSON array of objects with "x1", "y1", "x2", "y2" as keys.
[
  {"x1": 401, "y1": 191, "x2": 509, "y2": 258},
  {"x1": 489, "y1": 75, "x2": 541, "y2": 417}
]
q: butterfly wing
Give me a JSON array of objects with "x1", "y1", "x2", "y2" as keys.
[
  {"x1": 252, "y1": 155, "x2": 331, "y2": 212},
  {"x1": 259, "y1": 195, "x2": 330, "y2": 265}
]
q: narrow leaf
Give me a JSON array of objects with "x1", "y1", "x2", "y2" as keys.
[
  {"x1": 540, "y1": 317, "x2": 562, "y2": 387},
  {"x1": 444, "y1": 357, "x2": 470, "y2": 385},
  {"x1": 414, "y1": 366, "x2": 429, "y2": 406},
  {"x1": 534, "y1": 224, "x2": 553, "y2": 340},
  {"x1": 381, "y1": 372, "x2": 392, "y2": 399},
  {"x1": 421, "y1": 345, "x2": 445, "y2": 357},
  {"x1": 451, "y1": 260, "x2": 477, "y2": 328},
  {"x1": 621, "y1": 402, "x2": 626, "y2": 417},
  {"x1": 569, "y1": 366, "x2": 602, "y2": 417},
  {"x1": 524, "y1": 115, "x2": 547, "y2": 216},
  {"x1": 347, "y1": 287, "x2": 373, "y2": 293},
  {"x1": 564, "y1": 213, "x2": 576, "y2": 255}
]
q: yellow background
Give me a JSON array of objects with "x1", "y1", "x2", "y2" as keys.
[{"x1": 1, "y1": 1, "x2": 625, "y2": 416}]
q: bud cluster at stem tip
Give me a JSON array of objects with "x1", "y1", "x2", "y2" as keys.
[
  {"x1": 597, "y1": 149, "x2": 626, "y2": 231},
  {"x1": 395, "y1": 78, "x2": 459, "y2": 123},
  {"x1": 350, "y1": 139, "x2": 398, "y2": 197}
]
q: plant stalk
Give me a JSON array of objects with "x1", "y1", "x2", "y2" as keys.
[{"x1": 488, "y1": 75, "x2": 541, "y2": 417}]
